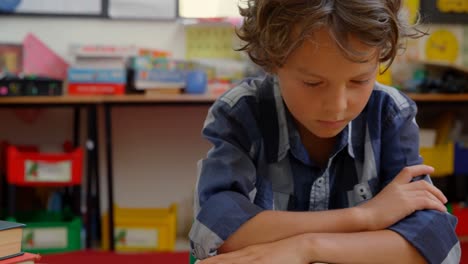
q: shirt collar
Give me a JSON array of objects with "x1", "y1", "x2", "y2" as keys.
[{"x1": 286, "y1": 109, "x2": 350, "y2": 167}]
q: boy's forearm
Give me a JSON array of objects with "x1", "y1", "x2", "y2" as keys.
[
  {"x1": 302, "y1": 230, "x2": 426, "y2": 264},
  {"x1": 219, "y1": 208, "x2": 368, "y2": 253}
]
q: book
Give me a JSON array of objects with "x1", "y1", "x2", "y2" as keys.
[
  {"x1": 0, "y1": 221, "x2": 25, "y2": 261},
  {"x1": 0, "y1": 252, "x2": 41, "y2": 264},
  {"x1": 134, "y1": 69, "x2": 186, "y2": 90},
  {"x1": 68, "y1": 83, "x2": 125, "y2": 95},
  {"x1": 70, "y1": 44, "x2": 137, "y2": 58},
  {"x1": 67, "y1": 68, "x2": 126, "y2": 84},
  {"x1": 69, "y1": 44, "x2": 135, "y2": 72}
]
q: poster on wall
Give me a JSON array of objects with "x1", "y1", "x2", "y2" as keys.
[
  {"x1": 419, "y1": 25, "x2": 464, "y2": 66},
  {"x1": 0, "y1": 0, "x2": 102, "y2": 15},
  {"x1": 185, "y1": 25, "x2": 241, "y2": 59},
  {"x1": 109, "y1": 0, "x2": 177, "y2": 19},
  {"x1": 420, "y1": 0, "x2": 468, "y2": 24}
]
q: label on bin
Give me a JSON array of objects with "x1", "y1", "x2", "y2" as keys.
[
  {"x1": 115, "y1": 228, "x2": 158, "y2": 248},
  {"x1": 24, "y1": 160, "x2": 72, "y2": 182},
  {"x1": 23, "y1": 227, "x2": 68, "y2": 249}
]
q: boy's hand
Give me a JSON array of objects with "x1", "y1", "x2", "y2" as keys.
[
  {"x1": 357, "y1": 165, "x2": 447, "y2": 231},
  {"x1": 198, "y1": 234, "x2": 313, "y2": 264}
]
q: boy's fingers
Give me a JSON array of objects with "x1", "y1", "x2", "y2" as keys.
[
  {"x1": 409, "y1": 180, "x2": 448, "y2": 204},
  {"x1": 393, "y1": 165, "x2": 435, "y2": 184},
  {"x1": 415, "y1": 195, "x2": 447, "y2": 213}
]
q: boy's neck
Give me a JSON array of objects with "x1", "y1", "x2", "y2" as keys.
[{"x1": 296, "y1": 123, "x2": 337, "y2": 168}]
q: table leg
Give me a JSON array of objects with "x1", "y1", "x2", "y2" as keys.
[
  {"x1": 86, "y1": 105, "x2": 98, "y2": 248},
  {"x1": 104, "y1": 104, "x2": 115, "y2": 251}
]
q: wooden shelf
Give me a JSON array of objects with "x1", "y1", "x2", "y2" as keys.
[
  {"x1": 407, "y1": 93, "x2": 468, "y2": 102},
  {"x1": 103, "y1": 93, "x2": 218, "y2": 104},
  {"x1": 1, "y1": 93, "x2": 467, "y2": 105},
  {"x1": 0, "y1": 95, "x2": 104, "y2": 105},
  {"x1": 0, "y1": 94, "x2": 218, "y2": 105}
]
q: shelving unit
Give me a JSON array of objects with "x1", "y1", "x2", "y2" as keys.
[{"x1": 0, "y1": 99, "x2": 100, "y2": 250}]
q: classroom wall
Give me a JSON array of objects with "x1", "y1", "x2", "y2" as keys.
[
  {"x1": 0, "y1": 16, "x2": 186, "y2": 60},
  {"x1": 0, "y1": 16, "x2": 212, "y2": 236}
]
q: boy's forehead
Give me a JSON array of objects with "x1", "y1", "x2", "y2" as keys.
[
  {"x1": 302, "y1": 28, "x2": 377, "y2": 55},
  {"x1": 291, "y1": 27, "x2": 380, "y2": 62},
  {"x1": 286, "y1": 28, "x2": 379, "y2": 75}
]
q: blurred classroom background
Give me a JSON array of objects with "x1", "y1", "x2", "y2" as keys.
[{"x1": 0, "y1": 0, "x2": 467, "y2": 263}]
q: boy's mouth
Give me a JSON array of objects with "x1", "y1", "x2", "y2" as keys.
[{"x1": 317, "y1": 120, "x2": 346, "y2": 128}]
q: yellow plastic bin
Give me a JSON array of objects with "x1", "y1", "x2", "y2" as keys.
[
  {"x1": 102, "y1": 203, "x2": 177, "y2": 252},
  {"x1": 420, "y1": 143, "x2": 454, "y2": 177}
]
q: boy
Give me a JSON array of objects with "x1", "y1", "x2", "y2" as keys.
[{"x1": 189, "y1": 0, "x2": 460, "y2": 263}]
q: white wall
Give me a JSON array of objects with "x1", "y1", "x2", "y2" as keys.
[
  {"x1": 0, "y1": 16, "x2": 212, "y2": 236},
  {"x1": 0, "y1": 16, "x2": 186, "y2": 61}
]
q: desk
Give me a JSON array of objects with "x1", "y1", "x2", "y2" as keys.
[{"x1": 0, "y1": 96, "x2": 101, "y2": 249}]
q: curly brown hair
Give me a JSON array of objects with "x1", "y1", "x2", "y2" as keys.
[{"x1": 237, "y1": 0, "x2": 424, "y2": 72}]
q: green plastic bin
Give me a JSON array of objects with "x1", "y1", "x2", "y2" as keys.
[{"x1": 7, "y1": 210, "x2": 82, "y2": 254}]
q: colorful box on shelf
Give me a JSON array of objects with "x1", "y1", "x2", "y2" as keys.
[
  {"x1": 420, "y1": 143, "x2": 454, "y2": 177},
  {"x1": 102, "y1": 204, "x2": 177, "y2": 252},
  {"x1": 0, "y1": 75, "x2": 63, "y2": 97},
  {"x1": 133, "y1": 69, "x2": 186, "y2": 90},
  {"x1": 6, "y1": 144, "x2": 83, "y2": 187},
  {"x1": 7, "y1": 210, "x2": 82, "y2": 254},
  {"x1": 67, "y1": 68, "x2": 126, "y2": 84}
]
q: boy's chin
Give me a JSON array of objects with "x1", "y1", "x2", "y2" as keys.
[{"x1": 310, "y1": 127, "x2": 346, "y2": 139}]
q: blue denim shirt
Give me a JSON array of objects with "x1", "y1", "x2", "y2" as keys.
[{"x1": 189, "y1": 75, "x2": 460, "y2": 263}]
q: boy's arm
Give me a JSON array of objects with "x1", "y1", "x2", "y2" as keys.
[
  {"x1": 306, "y1": 230, "x2": 428, "y2": 264},
  {"x1": 201, "y1": 230, "x2": 429, "y2": 264},
  {"x1": 218, "y1": 208, "x2": 367, "y2": 253},
  {"x1": 379, "y1": 95, "x2": 460, "y2": 263},
  {"x1": 219, "y1": 164, "x2": 445, "y2": 254}
]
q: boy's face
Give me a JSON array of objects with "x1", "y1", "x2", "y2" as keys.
[{"x1": 276, "y1": 28, "x2": 378, "y2": 139}]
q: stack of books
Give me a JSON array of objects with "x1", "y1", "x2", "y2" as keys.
[
  {"x1": 67, "y1": 44, "x2": 135, "y2": 95},
  {"x1": 131, "y1": 56, "x2": 199, "y2": 95},
  {"x1": 0, "y1": 221, "x2": 40, "y2": 264}
]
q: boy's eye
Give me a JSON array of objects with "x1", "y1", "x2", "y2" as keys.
[
  {"x1": 303, "y1": 81, "x2": 322, "y2": 87},
  {"x1": 351, "y1": 79, "x2": 370, "y2": 85}
]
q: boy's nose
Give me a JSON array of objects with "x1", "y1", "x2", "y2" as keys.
[{"x1": 322, "y1": 86, "x2": 347, "y2": 116}]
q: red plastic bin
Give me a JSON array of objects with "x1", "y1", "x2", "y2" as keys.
[
  {"x1": 6, "y1": 144, "x2": 83, "y2": 187},
  {"x1": 453, "y1": 203, "x2": 468, "y2": 237}
]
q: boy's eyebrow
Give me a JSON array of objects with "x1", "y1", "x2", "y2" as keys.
[{"x1": 296, "y1": 65, "x2": 378, "y2": 79}]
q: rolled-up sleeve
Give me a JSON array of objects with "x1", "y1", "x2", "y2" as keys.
[
  {"x1": 380, "y1": 97, "x2": 460, "y2": 264},
  {"x1": 189, "y1": 99, "x2": 264, "y2": 260}
]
